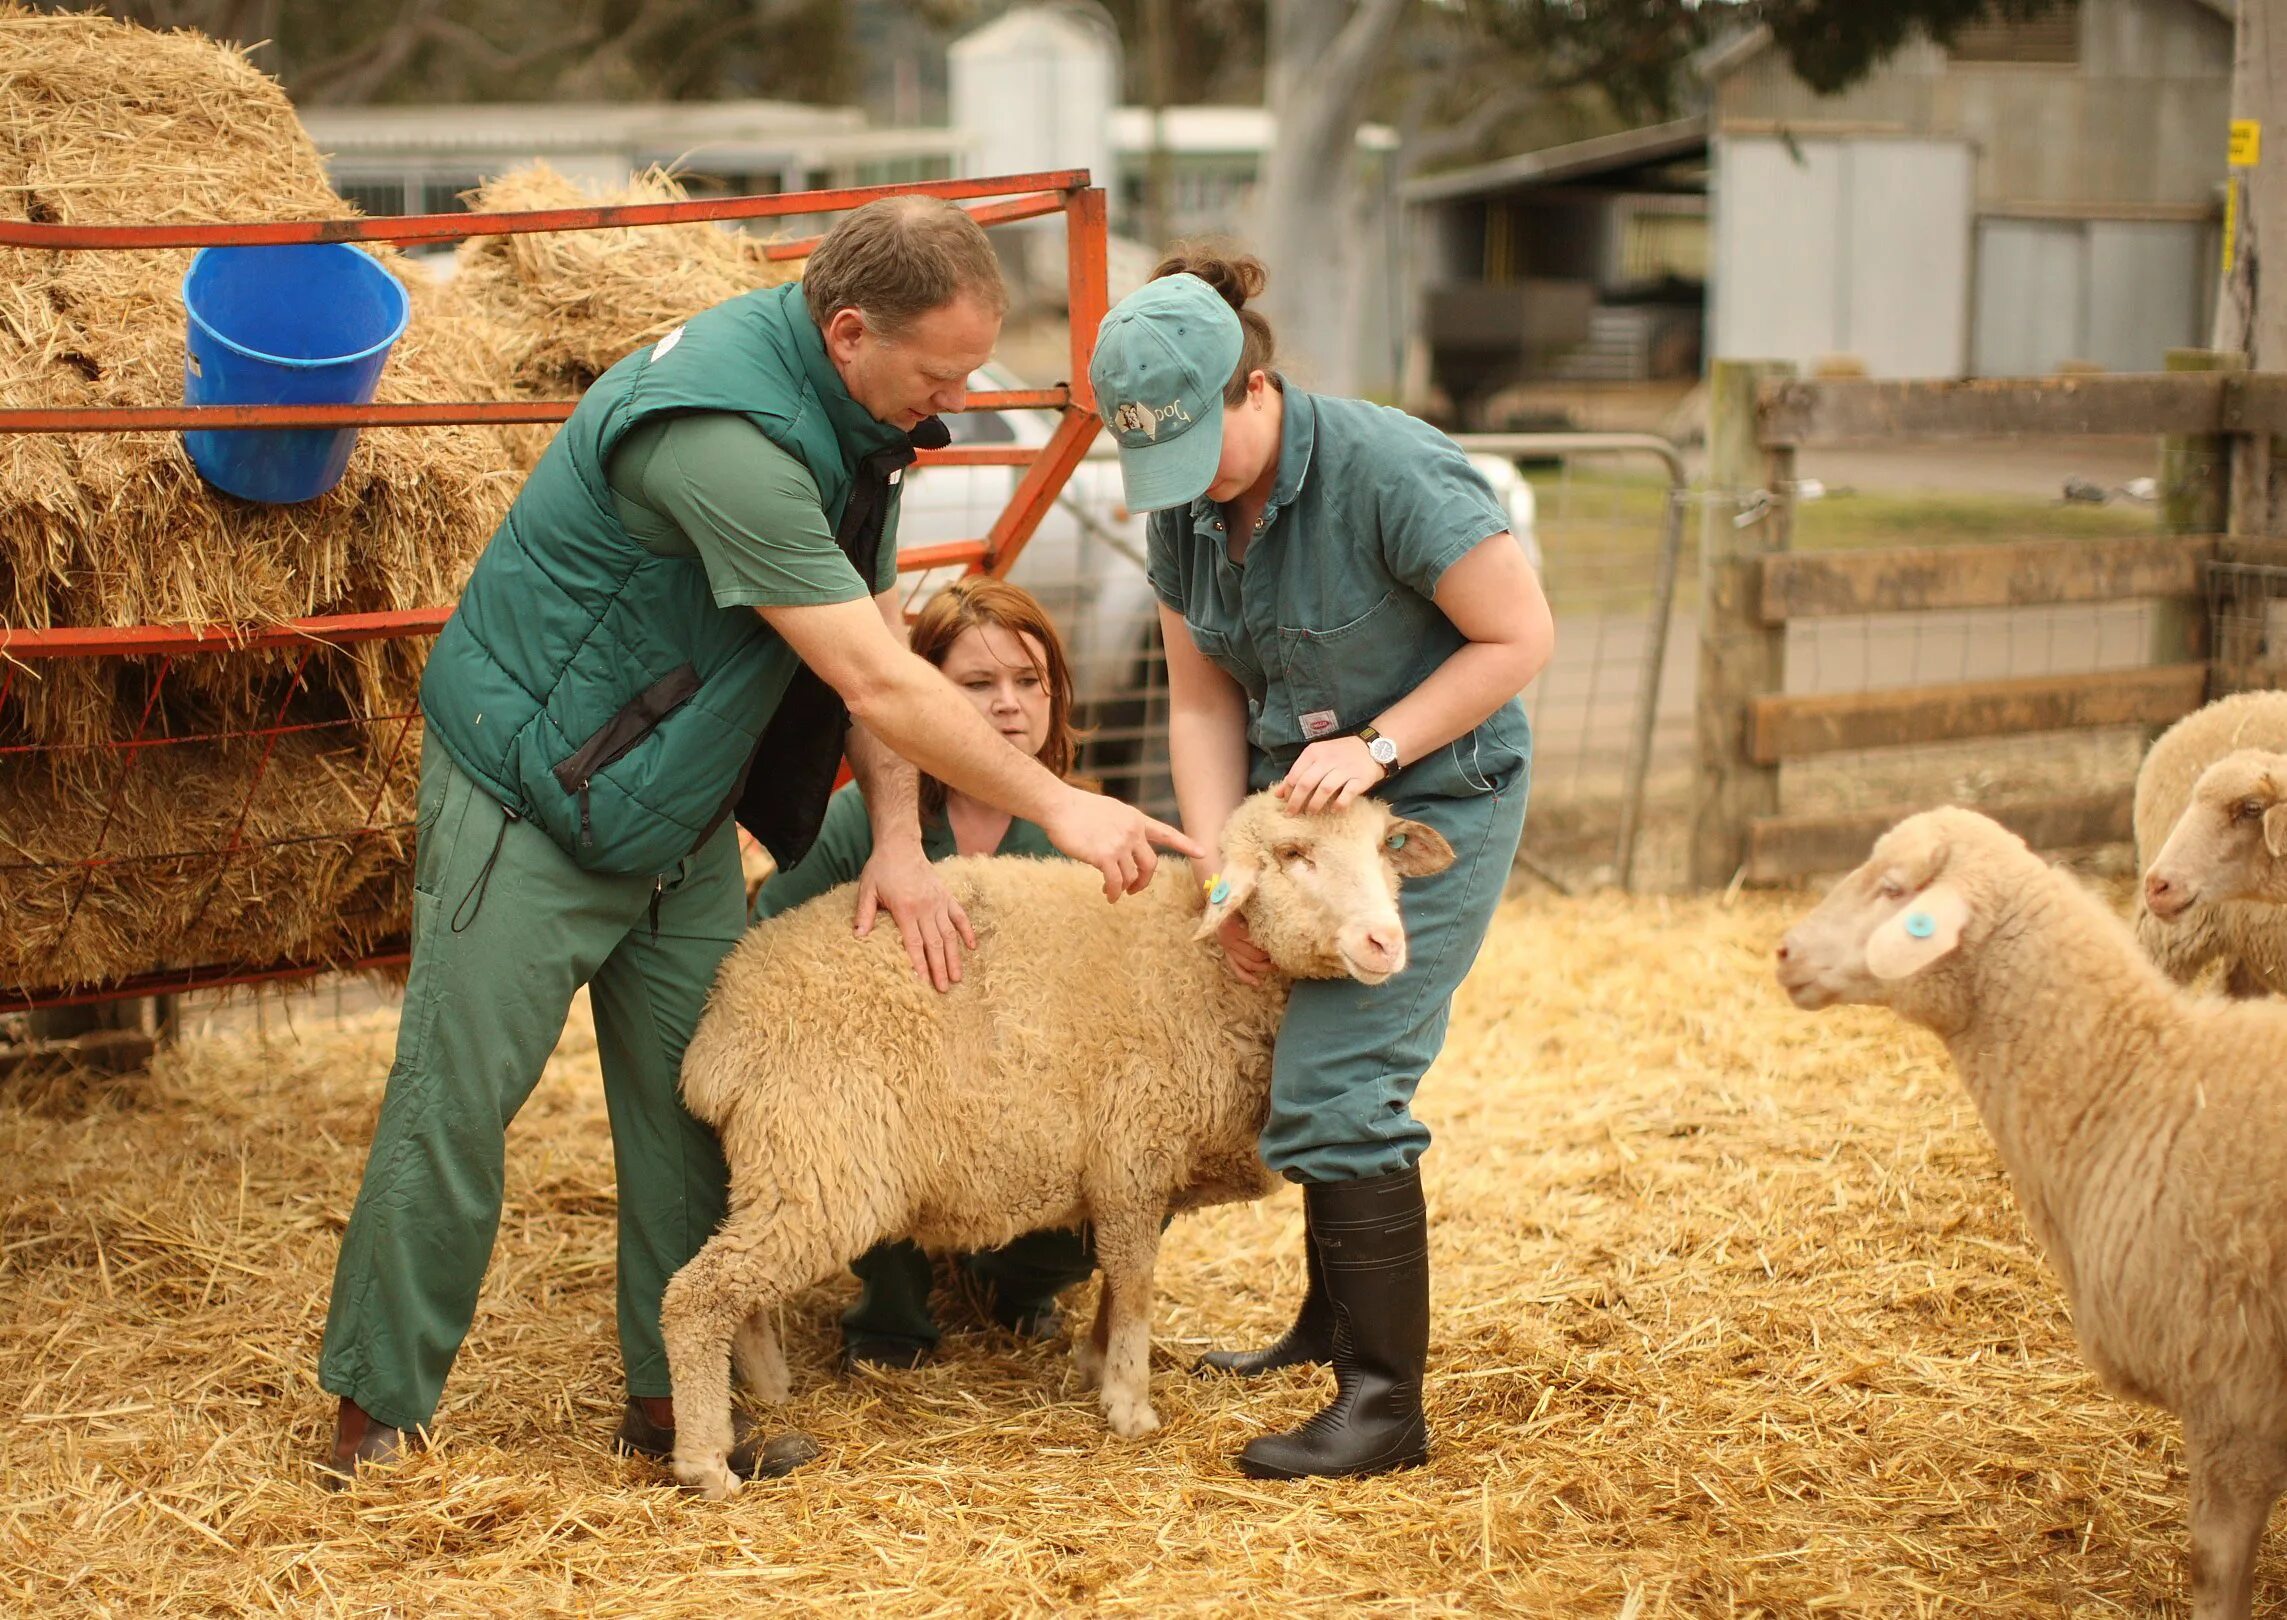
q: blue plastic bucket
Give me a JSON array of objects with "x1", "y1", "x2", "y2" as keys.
[{"x1": 181, "y1": 243, "x2": 411, "y2": 504}]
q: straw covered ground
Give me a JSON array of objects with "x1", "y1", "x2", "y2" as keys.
[{"x1": 3, "y1": 883, "x2": 2261, "y2": 1616}]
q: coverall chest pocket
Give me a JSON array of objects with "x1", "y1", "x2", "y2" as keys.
[
  {"x1": 1182, "y1": 615, "x2": 1259, "y2": 701},
  {"x1": 1276, "y1": 588, "x2": 1398, "y2": 743}
]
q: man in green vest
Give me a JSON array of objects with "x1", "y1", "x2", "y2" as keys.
[{"x1": 316, "y1": 197, "x2": 1197, "y2": 1486}]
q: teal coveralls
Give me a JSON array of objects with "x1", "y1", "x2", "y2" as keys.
[
  {"x1": 1146, "y1": 386, "x2": 1532, "y2": 1184},
  {"x1": 318, "y1": 313, "x2": 906, "y2": 1434},
  {"x1": 750, "y1": 783, "x2": 1096, "y2": 1352}
]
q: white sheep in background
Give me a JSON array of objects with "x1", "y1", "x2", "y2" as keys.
[
  {"x1": 1777, "y1": 807, "x2": 2287, "y2": 1620},
  {"x1": 2145, "y1": 746, "x2": 2287, "y2": 923},
  {"x1": 2133, "y1": 691, "x2": 2287, "y2": 996},
  {"x1": 662, "y1": 791, "x2": 1455, "y2": 1500}
]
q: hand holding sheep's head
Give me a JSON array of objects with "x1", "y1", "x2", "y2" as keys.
[
  {"x1": 2144, "y1": 748, "x2": 2287, "y2": 922},
  {"x1": 1195, "y1": 793, "x2": 1455, "y2": 985},
  {"x1": 1775, "y1": 808, "x2": 2009, "y2": 1014}
]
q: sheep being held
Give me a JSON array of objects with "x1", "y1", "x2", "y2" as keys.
[
  {"x1": 1776, "y1": 807, "x2": 2287, "y2": 1620},
  {"x1": 662, "y1": 790, "x2": 1456, "y2": 1500},
  {"x1": 2133, "y1": 691, "x2": 2287, "y2": 996}
]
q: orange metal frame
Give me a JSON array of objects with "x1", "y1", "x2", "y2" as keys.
[{"x1": 0, "y1": 173, "x2": 1109, "y2": 1011}]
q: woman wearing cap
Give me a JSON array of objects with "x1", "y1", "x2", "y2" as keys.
[{"x1": 1091, "y1": 252, "x2": 1555, "y2": 1481}]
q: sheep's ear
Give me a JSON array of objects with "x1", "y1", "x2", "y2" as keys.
[
  {"x1": 2265, "y1": 801, "x2": 2287, "y2": 860},
  {"x1": 1384, "y1": 819, "x2": 1455, "y2": 878},
  {"x1": 1192, "y1": 860, "x2": 1260, "y2": 941},
  {"x1": 1865, "y1": 883, "x2": 1969, "y2": 981}
]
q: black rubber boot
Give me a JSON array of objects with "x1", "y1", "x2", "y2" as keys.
[
  {"x1": 1196, "y1": 1207, "x2": 1333, "y2": 1376},
  {"x1": 1235, "y1": 1168, "x2": 1430, "y2": 1481}
]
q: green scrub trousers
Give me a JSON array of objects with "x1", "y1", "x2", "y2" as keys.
[
  {"x1": 1260, "y1": 752, "x2": 1529, "y2": 1184},
  {"x1": 317, "y1": 744, "x2": 744, "y2": 1432}
]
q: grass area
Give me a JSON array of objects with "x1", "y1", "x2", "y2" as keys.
[{"x1": 1524, "y1": 470, "x2": 2159, "y2": 614}]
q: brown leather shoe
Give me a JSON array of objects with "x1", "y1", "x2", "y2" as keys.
[
  {"x1": 315, "y1": 1397, "x2": 422, "y2": 1490},
  {"x1": 615, "y1": 1396, "x2": 819, "y2": 1482}
]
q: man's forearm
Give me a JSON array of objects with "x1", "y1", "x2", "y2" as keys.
[
  {"x1": 761, "y1": 593, "x2": 1074, "y2": 829},
  {"x1": 845, "y1": 587, "x2": 926, "y2": 850},
  {"x1": 845, "y1": 720, "x2": 925, "y2": 850},
  {"x1": 837, "y1": 656, "x2": 1069, "y2": 827}
]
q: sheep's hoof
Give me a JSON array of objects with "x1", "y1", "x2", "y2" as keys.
[
  {"x1": 673, "y1": 1454, "x2": 741, "y2": 1501},
  {"x1": 1105, "y1": 1396, "x2": 1161, "y2": 1438}
]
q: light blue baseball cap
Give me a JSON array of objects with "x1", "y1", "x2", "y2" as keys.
[{"x1": 1089, "y1": 274, "x2": 1243, "y2": 512}]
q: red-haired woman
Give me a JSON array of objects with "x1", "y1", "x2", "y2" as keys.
[{"x1": 749, "y1": 575, "x2": 1096, "y2": 1368}]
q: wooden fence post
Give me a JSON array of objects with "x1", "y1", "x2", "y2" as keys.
[
  {"x1": 1692, "y1": 358, "x2": 1796, "y2": 890},
  {"x1": 2158, "y1": 349, "x2": 2238, "y2": 677}
]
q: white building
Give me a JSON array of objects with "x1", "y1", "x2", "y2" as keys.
[
  {"x1": 301, "y1": 100, "x2": 965, "y2": 218},
  {"x1": 1403, "y1": 0, "x2": 2234, "y2": 416}
]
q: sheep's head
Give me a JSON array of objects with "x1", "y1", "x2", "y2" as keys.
[
  {"x1": 1194, "y1": 793, "x2": 1456, "y2": 984},
  {"x1": 1775, "y1": 807, "x2": 2027, "y2": 1022},
  {"x1": 2143, "y1": 748, "x2": 2287, "y2": 921}
]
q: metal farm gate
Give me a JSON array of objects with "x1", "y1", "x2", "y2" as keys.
[{"x1": 0, "y1": 172, "x2": 1112, "y2": 1018}]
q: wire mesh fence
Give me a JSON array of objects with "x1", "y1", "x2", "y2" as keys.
[{"x1": 2210, "y1": 558, "x2": 2287, "y2": 694}]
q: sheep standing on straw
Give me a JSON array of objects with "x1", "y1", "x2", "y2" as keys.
[
  {"x1": 1778, "y1": 808, "x2": 2287, "y2": 1620},
  {"x1": 663, "y1": 792, "x2": 1455, "y2": 1498}
]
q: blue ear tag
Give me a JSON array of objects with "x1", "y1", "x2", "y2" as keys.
[
  {"x1": 1387, "y1": 833, "x2": 1407, "y2": 851},
  {"x1": 1904, "y1": 911, "x2": 1936, "y2": 939},
  {"x1": 1207, "y1": 877, "x2": 1230, "y2": 905}
]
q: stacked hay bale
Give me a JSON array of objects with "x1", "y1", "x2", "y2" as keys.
[
  {"x1": 453, "y1": 164, "x2": 800, "y2": 469},
  {"x1": 0, "y1": 9, "x2": 808, "y2": 996},
  {"x1": 0, "y1": 7, "x2": 522, "y2": 992}
]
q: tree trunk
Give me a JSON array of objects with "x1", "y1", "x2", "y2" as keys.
[
  {"x1": 2213, "y1": 0, "x2": 2287, "y2": 362},
  {"x1": 2211, "y1": 0, "x2": 2287, "y2": 530},
  {"x1": 1259, "y1": 0, "x2": 1407, "y2": 396}
]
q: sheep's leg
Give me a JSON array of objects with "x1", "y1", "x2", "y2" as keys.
[
  {"x1": 1089, "y1": 1211, "x2": 1163, "y2": 1439},
  {"x1": 1074, "y1": 1282, "x2": 1113, "y2": 1390},
  {"x1": 2184, "y1": 1423, "x2": 2284, "y2": 1620},
  {"x1": 659, "y1": 1238, "x2": 750, "y2": 1501},
  {"x1": 662, "y1": 1215, "x2": 839, "y2": 1500},
  {"x1": 731, "y1": 1307, "x2": 790, "y2": 1404}
]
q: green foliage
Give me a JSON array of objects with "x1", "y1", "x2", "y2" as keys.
[
  {"x1": 1756, "y1": 0, "x2": 2080, "y2": 97},
  {"x1": 29, "y1": 0, "x2": 853, "y2": 105},
  {"x1": 1458, "y1": 0, "x2": 2080, "y2": 123}
]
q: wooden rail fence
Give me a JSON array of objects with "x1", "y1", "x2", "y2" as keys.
[{"x1": 1693, "y1": 359, "x2": 2286, "y2": 888}]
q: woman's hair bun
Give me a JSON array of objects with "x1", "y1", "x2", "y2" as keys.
[{"x1": 1151, "y1": 247, "x2": 1267, "y2": 314}]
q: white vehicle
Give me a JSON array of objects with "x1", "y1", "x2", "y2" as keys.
[{"x1": 898, "y1": 365, "x2": 1540, "y2": 808}]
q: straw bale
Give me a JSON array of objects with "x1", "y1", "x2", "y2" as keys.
[
  {"x1": 0, "y1": 7, "x2": 518, "y2": 721},
  {"x1": 0, "y1": 8, "x2": 517, "y2": 991},
  {"x1": 453, "y1": 164, "x2": 800, "y2": 418},
  {"x1": 1, "y1": 886, "x2": 2259, "y2": 1615},
  {"x1": 0, "y1": 727, "x2": 417, "y2": 993}
]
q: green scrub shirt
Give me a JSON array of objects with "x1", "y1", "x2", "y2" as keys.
[{"x1": 1145, "y1": 386, "x2": 1534, "y2": 1183}]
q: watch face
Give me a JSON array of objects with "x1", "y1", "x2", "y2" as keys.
[{"x1": 1368, "y1": 737, "x2": 1398, "y2": 766}]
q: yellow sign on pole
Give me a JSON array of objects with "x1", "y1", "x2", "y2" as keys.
[{"x1": 2231, "y1": 119, "x2": 2261, "y2": 167}]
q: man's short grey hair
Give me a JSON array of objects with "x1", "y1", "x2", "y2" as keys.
[{"x1": 803, "y1": 196, "x2": 1009, "y2": 337}]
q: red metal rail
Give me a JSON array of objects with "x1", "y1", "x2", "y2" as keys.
[
  {"x1": 0, "y1": 390, "x2": 1066, "y2": 434},
  {"x1": 0, "y1": 173, "x2": 1111, "y2": 1015},
  {"x1": 0, "y1": 171, "x2": 1090, "y2": 249}
]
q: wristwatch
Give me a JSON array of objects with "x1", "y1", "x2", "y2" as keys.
[{"x1": 1356, "y1": 724, "x2": 1399, "y2": 778}]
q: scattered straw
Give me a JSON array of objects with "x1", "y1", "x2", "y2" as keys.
[{"x1": 0, "y1": 887, "x2": 2242, "y2": 1614}]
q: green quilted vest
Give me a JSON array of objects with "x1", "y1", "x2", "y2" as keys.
[{"x1": 419, "y1": 281, "x2": 914, "y2": 876}]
